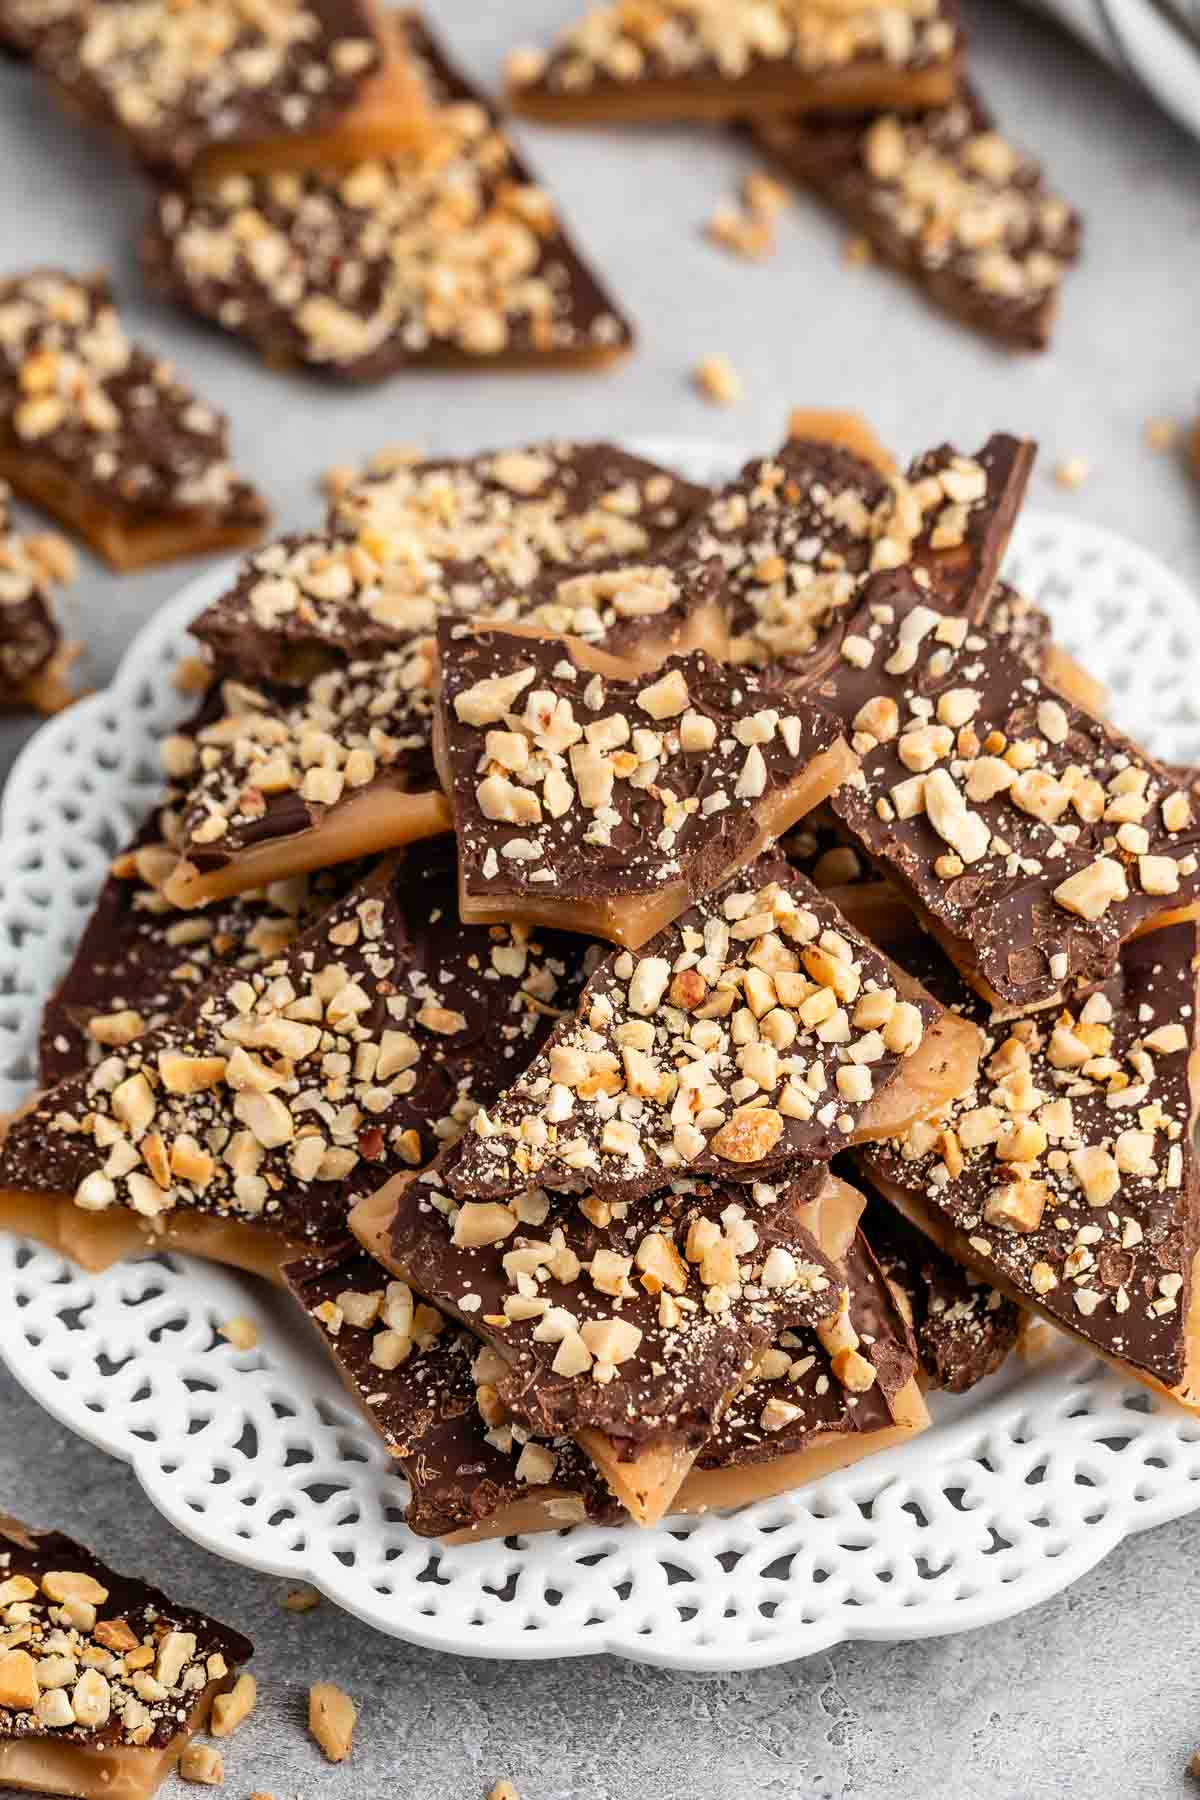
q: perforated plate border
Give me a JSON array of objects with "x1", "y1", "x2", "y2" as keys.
[{"x1": 3, "y1": 439, "x2": 1200, "y2": 1669}]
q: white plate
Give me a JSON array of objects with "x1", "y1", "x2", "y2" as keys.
[{"x1": 4, "y1": 440, "x2": 1200, "y2": 1671}]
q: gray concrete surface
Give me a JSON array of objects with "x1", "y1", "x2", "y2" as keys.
[{"x1": 2, "y1": 2, "x2": 1200, "y2": 1795}]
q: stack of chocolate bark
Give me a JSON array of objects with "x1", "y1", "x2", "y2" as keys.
[
  {"x1": 506, "y1": 1, "x2": 1082, "y2": 349},
  {"x1": 4, "y1": 413, "x2": 1197, "y2": 1549},
  {"x1": 2, "y1": 4, "x2": 635, "y2": 379}
]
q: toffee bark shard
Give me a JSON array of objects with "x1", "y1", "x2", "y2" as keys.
[
  {"x1": 507, "y1": 0, "x2": 964, "y2": 125},
  {"x1": 676, "y1": 428, "x2": 1032, "y2": 678},
  {"x1": 39, "y1": 807, "x2": 372, "y2": 1084},
  {"x1": 854, "y1": 924, "x2": 1200, "y2": 1407},
  {"x1": 191, "y1": 441, "x2": 713, "y2": 685},
  {"x1": 159, "y1": 656, "x2": 454, "y2": 909},
  {"x1": 436, "y1": 858, "x2": 980, "y2": 1207},
  {"x1": 818, "y1": 568, "x2": 1200, "y2": 1011},
  {"x1": 352, "y1": 1163, "x2": 858, "y2": 1526},
  {"x1": 435, "y1": 622, "x2": 855, "y2": 947},
  {"x1": 289, "y1": 1224, "x2": 928, "y2": 1539},
  {"x1": 0, "y1": 1515, "x2": 252, "y2": 1800},
  {"x1": 685, "y1": 1227, "x2": 928, "y2": 1505},
  {"x1": 21, "y1": 0, "x2": 385, "y2": 173},
  {"x1": 0, "y1": 845, "x2": 594, "y2": 1282},
  {"x1": 284, "y1": 1245, "x2": 624, "y2": 1539},
  {"x1": 0, "y1": 482, "x2": 78, "y2": 713},
  {"x1": 143, "y1": 16, "x2": 634, "y2": 380},
  {"x1": 0, "y1": 271, "x2": 268, "y2": 570},
  {"x1": 755, "y1": 85, "x2": 1083, "y2": 350},
  {"x1": 860, "y1": 1184, "x2": 1020, "y2": 1391}
]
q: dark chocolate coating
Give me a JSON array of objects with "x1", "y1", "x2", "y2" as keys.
[
  {"x1": 860, "y1": 1184, "x2": 1020, "y2": 1392},
  {"x1": 856, "y1": 924, "x2": 1199, "y2": 1391},
  {"x1": 439, "y1": 624, "x2": 842, "y2": 910},
  {"x1": 3, "y1": 841, "x2": 596, "y2": 1255},
  {"x1": 26, "y1": 0, "x2": 383, "y2": 172},
  {"x1": 820, "y1": 567, "x2": 1200, "y2": 1007},
  {"x1": 284, "y1": 1246, "x2": 621, "y2": 1538},
  {"x1": 441, "y1": 854, "x2": 940, "y2": 1205},
  {"x1": 754, "y1": 85, "x2": 1082, "y2": 350},
  {"x1": 698, "y1": 1229, "x2": 917, "y2": 1467},
  {"x1": 0, "y1": 1515, "x2": 251, "y2": 1752},
  {"x1": 390, "y1": 1164, "x2": 842, "y2": 1451}
]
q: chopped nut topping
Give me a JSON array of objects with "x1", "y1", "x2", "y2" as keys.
[
  {"x1": 444, "y1": 860, "x2": 932, "y2": 1206},
  {"x1": 309, "y1": 1681, "x2": 357, "y2": 1762},
  {"x1": 858, "y1": 923, "x2": 1197, "y2": 1391}
]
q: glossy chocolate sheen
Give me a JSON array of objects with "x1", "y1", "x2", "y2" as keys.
[
  {"x1": 859, "y1": 1184, "x2": 1020, "y2": 1392},
  {"x1": 856, "y1": 924, "x2": 1199, "y2": 1390},
  {"x1": 697, "y1": 1229, "x2": 916, "y2": 1467},
  {"x1": 142, "y1": 16, "x2": 633, "y2": 380},
  {"x1": 679, "y1": 430, "x2": 1031, "y2": 677},
  {"x1": 192, "y1": 442, "x2": 711, "y2": 684},
  {"x1": 441, "y1": 855, "x2": 940, "y2": 1206},
  {"x1": 390, "y1": 1164, "x2": 842, "y2": 1450},
  {"x1": 0, "y1": 271, "x2": 267, "y2": 533},
  {"x1": 284, "y1": 1246, "x2": 621, "y2": 1537},
  {"x1": 0, "y1": 1515, "x2": 251, "y2": 1752},
  {"x1": 439, "y1": 624, "x2": 842, "y2": 908},
  {"x1": 820, "y1": 567, "x2": 1200, "y2": 1007},
  {"x1": 26, "y1": 0, "x2": 383, "y2": 172},
  {"x1": 2, "y1": 842, "x2": 596, "y2": 1254},
  {"x1": 754, "y1": 85, "x2": 1082, "y2": 350},
  {"x1": 39, "y1": 807, "x2": 373, "y2": 1084}
]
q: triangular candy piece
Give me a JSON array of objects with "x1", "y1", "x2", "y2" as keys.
[
  {"x1": 192, "y1": 442, "x2": 712, "y2": 684},
  {"x1": 0, "y1": 844, "x2": 592, "y2": 1281},
  {"x1": 819, "y1": 567, "x2": 1200, "y2": 1011},
  {"x1": 351, "y1": 1161, "x2": 861, "y2": 1525},
  {"x1": 435, "y1": 621, "x2": 855, "y2": 947},
  {"x1": 0, "y1": 271, "x2": 267, "y2": 570},
  {"x1": 0, "y1": 1514, "x2": 252, "y2": 1800},
  {"x1": 284, "y1": 1245, "x2": 623, "y2": 1540},
  {"x1": 755, "y1": 85, "x2": 1081, "y2": 350},
  {"x1": 436, "y1": 858, "x2": 980, "y2": 1207},
  {"x1": 143, "y1": 18, "x2": 634, "y2": 379},
  {"x1": 25, "y1": 0, "x2": 386, "y2": 173},
  {"x1": 855, "y1": 922, "x2": 1200, "y2": 1408}
]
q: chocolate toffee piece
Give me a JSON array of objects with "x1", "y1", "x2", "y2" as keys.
[
  {"x1": 854, "y1": 923, "x2": 1200, "y2": 1407},
  {"x1": 0, "y1": 271, "x2": 268, "y2": 571},
  {"x1": 0, "y1": 484, "x2": 78, "y2": 713},
  {"x1": 0, "y1": 845, "x2": 594, "y2": 1282},
  {"x1": 435, "y1": 622, "x2": 855, "y2": 948},
  {"x1": 436, "y1": 858, "x2": 980, "y2": 1208},
  {"x1": 506, "y1": 0, "x2": 963, "y2": 125},
  {"x1": 143, "y1": 17, "x2": 634, "y2": 380},
  {"x1": 160, "y1": 655, "x2": 453, "y2": 909},
  {"x1": 681, "y1": 429, "x2": 1032, "y2": 677},
  {"x1": 191, "y1": 9, "x2": 439, "y2": 178},
  {"x1": 685, "y1": 1228, "x2": 927, "y2": 1506},
  {"x1": 352, "y1": 1163, "x2": 862, "y2": 1526},
  {"x1": 39, "y1": 807, "x2": 372, "y2": 1084},
  {"x1": 0, "y1": 1514, "x2": 251, "y2": 1800},
  {"x1": 25, "y1": 0, "x2": 384, "y2": 174},
  {"x1": 284, "y1": 1245, "x2": 623, "y2": 1540},
  {"x1": 860, "y1": 1185, "x2": 1020, "y2": 1390},
  {"x1": 755, "y1": 86, "x2": 1082, "y2": 350},
  {"x1": 193, "y1": 442, "x2": 712, "y2": 685},
  {"x1": 818, "y1": 569, "x2": 1200, "y2": 1011}
]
